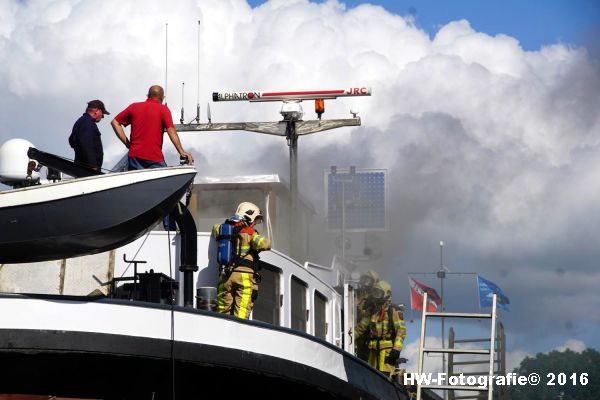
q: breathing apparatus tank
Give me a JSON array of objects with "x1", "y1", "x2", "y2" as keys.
[{"x1": 216, "y1": 216, "x2": 243, "y2": 267}]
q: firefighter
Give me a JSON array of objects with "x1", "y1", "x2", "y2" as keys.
[
  {"x1": 355, "y1": 280, "x2": 406, "y2": 377},
  {"x1": 214, "y1": 202, "x2": 271, "y2": 319},
  {"x1": 355, "y1": 270, "x2": 380, "y2": 360}
]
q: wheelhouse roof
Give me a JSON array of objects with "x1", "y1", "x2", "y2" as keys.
[{"x1": 192, "y1": 174, "x2": 315, "y2": 214}]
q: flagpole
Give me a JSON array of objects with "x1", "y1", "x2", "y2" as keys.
[
  {"x1": 409, "y1": 242, "x2": 478, "y2": 399},
  {"x1": 438, "y1": 241, "x2": 446, "y2": 398},
  {"x1": 476, "y1": 275, "x2": 481, "y2": 313},
  {"x1": 409, "y1": 276, "x2": 415, "y2": 323}
]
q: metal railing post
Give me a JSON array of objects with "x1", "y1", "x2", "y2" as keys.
[{"x1": 416, "y1": 292, "x2": 428, "y2": 400}]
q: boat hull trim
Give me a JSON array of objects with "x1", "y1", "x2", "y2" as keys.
[{"x1": 0, "y1": 294, "x2": 411, "y2": 400}]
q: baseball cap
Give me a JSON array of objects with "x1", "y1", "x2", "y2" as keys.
[{"x1": 87, "y1": 99, "x2": 110, "y2": 115}]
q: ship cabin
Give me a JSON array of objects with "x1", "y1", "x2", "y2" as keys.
[{"x1": 113, "y1": 174, "x2": 352, "y2": 348}]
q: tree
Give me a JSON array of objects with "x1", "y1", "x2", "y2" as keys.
[{"x1": 507, "y1": 348, "x2": 599, "y2": 400}]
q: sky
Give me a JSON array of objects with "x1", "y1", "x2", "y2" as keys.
[
  {"x1": 0, "y1": 0, "x2": 599, "y2": 373},
  {"x1": 249, "y1": 0, "x2": 600, "y2": 52}
]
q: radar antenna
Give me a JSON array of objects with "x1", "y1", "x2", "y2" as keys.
[{"x1": 175, "y1": 86, "x2": 372, "y2": 260}]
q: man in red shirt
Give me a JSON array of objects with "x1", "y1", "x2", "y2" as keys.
[{"x1": 111, "y1": 85, "x2": 194, "y2": 170}]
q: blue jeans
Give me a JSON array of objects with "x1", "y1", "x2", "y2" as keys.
[
  {"x1": 127, "y1": 157, "x2": 176, "y2": 230},
  {"x1": 127, "y1": 156, "x2": 167, "y2": 170}
]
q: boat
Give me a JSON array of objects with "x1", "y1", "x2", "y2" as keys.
[
  {"x1": 0, "y1": 166, "x2": 196, "y2": 264},
  {"x1": 0, "y1": 141, "x2": 441, "y2": 399},
  {"x1": 0, "y1": 137, "x2": 197, "y2": 264},
  {"x1": 0, "y1": 293, "x2": 411, "y2": 399}
]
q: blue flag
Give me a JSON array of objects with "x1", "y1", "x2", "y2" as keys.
[{"x1": 478, "y1": 276, "x2": 510, "y2": 311}]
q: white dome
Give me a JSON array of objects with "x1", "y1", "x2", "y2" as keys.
[{"x1": 0, "y1": 138, "x2": 39, "y2": 184}]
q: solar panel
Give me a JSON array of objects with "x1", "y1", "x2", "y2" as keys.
[{"x1": 325, "y1": 168, "x2": 388, "y2": 231}]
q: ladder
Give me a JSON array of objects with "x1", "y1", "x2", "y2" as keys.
[
  {"x1": 448, "y1": 323, "x2": 507, "y2": 400},
  {"x1": 416, "y1": 292, "x2": 498, "y2": 400}
]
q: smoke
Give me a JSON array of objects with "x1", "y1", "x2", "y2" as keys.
[{"x1": 1, "y1": 0, "x2": 599, "y2": 352}]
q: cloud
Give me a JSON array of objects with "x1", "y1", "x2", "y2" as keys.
[
  {"x1": 506, "y1": 347, "x2": 531, "y2": 373},
  {"x1": 553, "y1": 339, "x2": 587, "y2": 353},
  {"x1": 0, "y1": 0, "x2": 599, "y2": 352},
  {"x1": 402, "y1": 336, "x2": 444, "y2": 373},
  {"x1": 504, "y1": 339, "x2": 587, "y2": 373}
]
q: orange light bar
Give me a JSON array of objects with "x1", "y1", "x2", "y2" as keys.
[{"x1": 315, "y1": 98, "x2": 325, "y2": 119}]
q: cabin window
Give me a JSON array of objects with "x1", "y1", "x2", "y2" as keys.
[
  {"x1": 290, "y1": 275, "x2": 307, "y2": 332},
  {"x1": 252, "y1": 262, "x2": 281, "y2": 325},
  {"x1": 314, "y1": 290, "x2": 328, "y2": 340}
]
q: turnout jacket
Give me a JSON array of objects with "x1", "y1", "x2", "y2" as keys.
[{"x1": 355, "y1": 303, "x2": 406, "y2": 351}]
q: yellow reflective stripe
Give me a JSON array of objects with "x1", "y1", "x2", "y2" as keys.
[
  {"x1": 378, "y1": 349, "x2": 386, "y2": 371},
  {"x1": 256, "y1": 237, "x2": 265, "y2": 247},
  {"x1": 239, "y1": 244, "x2": 251, "y2": 257},
  {"x1": 216, "y1": 281, "x2": 227, "y2": 313},
  {"x1": 238, "y1": 273, "x2": 253, "y2": 319},
  {"x1": 369, "y1": 340, "x2": 393, "y2": 348}
]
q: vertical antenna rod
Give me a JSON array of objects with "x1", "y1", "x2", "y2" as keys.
[
  {"x1": 196, "y1": 20, "x2": 201, "y2": 123},
  {"x1": 180, "y1": 82, "x2": 185, "y2": 124},
  {"x1": 440, "y1": 240, "x2": 444, "y2": 268},
  {"x1": 165, "y1": 23, "x2": 168, "y2": 106}
]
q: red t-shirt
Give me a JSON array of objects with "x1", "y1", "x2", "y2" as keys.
[{"x1": 114, "y1": 98, "x2": 175, "y2": 162}]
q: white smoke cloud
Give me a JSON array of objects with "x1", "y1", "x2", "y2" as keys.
[{"x1": 1, "y1": 0, "x2": 599, "y2": 351}]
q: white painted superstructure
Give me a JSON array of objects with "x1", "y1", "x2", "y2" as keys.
[{"x1": 0, "y1": 173, "x2": 438, "y2": 400}]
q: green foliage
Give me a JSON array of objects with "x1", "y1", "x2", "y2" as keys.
[{"x1": 507, "y1": 348, "x2": 599, "y2": 400}]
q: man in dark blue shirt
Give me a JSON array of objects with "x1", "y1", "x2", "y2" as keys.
[{"x1": 69, "y1": 99, "x2": 110, "y2": 170}]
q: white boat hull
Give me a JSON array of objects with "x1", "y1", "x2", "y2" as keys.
[
  {"x1": 0, "y1": 294, "x2": 413, "y2": 399},
  {"x1": 0, "y1": 167, "x2": 196, "y2": 263}
]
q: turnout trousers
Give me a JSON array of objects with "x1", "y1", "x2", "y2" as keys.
[
  {"x1": 217, "y1": 269, "x2": 258, "y2": 319},
  {"x1": 368, "y1": 340, "x2": 395, "y2": 376}
]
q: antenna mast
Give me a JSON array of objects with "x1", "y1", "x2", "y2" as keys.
[
  {"x1": 164, "y1": 22, "x2": 168, "y2": 106},
  {"x1": 196, "y1": 20, "x2": 201, "y2": 123},
  {"x1": 175, "y1": 86, "x2": 370, "y2": 259},
  {"x1": 180, "y1": 82, "x2": 185, "y2": 124}
]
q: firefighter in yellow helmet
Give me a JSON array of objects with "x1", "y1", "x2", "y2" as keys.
[
  {"x1": 355, "y1": 280, "x2": 406, "y2": 377},
  {"x1": 213, "y1": 202, "x2": 271, "y2": 319},
  {"x1": 355, "y1": 270, "x2": 380, "y2": 360}
]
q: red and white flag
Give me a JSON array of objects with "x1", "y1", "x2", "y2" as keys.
[{"x1": 409, "y1": 277, "x2": 442, "y2": 312}]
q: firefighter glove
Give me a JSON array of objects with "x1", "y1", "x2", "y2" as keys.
[{"x1": 385, "y1": 349, "x2": 401, "y2": 364}]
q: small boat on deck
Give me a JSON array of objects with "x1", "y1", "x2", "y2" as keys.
[{"x1": 0, "y1": 166, "x2": 196, "y2": 263}]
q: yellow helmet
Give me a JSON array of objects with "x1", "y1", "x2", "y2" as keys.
[
  {"x1": 235, "y1": 202, "x2": 263, "y2": 224},
  {"x1": 372, "y1": 280, "x2": 392, "y2": 302},
  {"x1": 359, "y1": 270, "x2": 380, "y2": 290}
]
